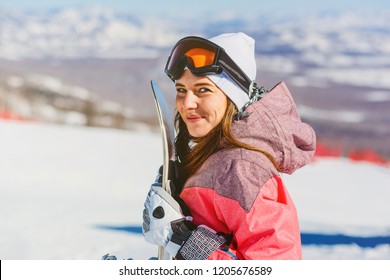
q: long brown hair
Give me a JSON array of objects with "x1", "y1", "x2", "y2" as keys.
[{"x1": 175, "y1": 99, "x2": 277, "y2": 182}]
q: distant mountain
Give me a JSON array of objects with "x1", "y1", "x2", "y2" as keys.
[
  {"x1": 0, "y1": 6, "x2": 182, "y2": 60},
  {"x1": 1, "y1": 6, "x2": 389, "y2": 66}
]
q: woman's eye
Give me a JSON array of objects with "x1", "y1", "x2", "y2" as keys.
[
  {"x1": 198, "y1": 87, "x2": 211, "y2": 94},
  {"x1": 176, "y1": 87, "x2": 186, "y2": 93}
]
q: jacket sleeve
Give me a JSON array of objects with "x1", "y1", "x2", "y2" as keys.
[
  {"x1": 207, "y1": 160, "x2": 302, "y2": 260},
  {"x1": 180, "y1": 156, "x2": 302, "y2": 260}
]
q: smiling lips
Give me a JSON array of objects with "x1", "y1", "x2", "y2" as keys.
[{"x1": 186, "y1": 115, "x2": 203, "y2": 123}]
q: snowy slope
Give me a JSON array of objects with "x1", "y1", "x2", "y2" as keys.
[
  {"x1": 0, "y1": 120, "x2": 389, "y2": 259},
  {"x1": 0, "y1": 120, "x2": 159, "y2": 259}
]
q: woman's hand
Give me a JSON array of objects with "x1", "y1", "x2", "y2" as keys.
[{"x1": 142, "y1": 182, "x2": 193, "y2": 257}]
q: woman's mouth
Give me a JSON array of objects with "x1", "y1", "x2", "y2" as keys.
[{"x1": 186, "y1": 115, "x2": 202, "y2": 123}]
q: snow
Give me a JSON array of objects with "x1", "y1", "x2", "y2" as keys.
[
  {"x1": 308, "y1": 68, "x2": 390, "y2": 90},
  {"x1": 297, "y1": 105, "x2": 366, "y2": 123},
  {"x1": 362, "y1": 91, "x2": 390, "y2": 102},
  {"x1": 0, "y1": 121, "x2": 158, "y2": 259},
  {"x1": 1, "y1": 8, "x2": 389, "y2": 63},
  {"x1": 26, "y1": 74, "x2": 93, "y2": 100},
  {"x1": 0, "y1": 7, "x2": 180, "y2": 60},
  {"x1": 0, "y1": 120, "x2": 389, "y2": 260},
  {"x1": 286, "y1": 159, "x2": 390, "y2": 234}
]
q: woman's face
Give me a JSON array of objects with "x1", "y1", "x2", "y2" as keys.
[{"x1": 175, "y1": 70, "x2": 228, "y2": 138}]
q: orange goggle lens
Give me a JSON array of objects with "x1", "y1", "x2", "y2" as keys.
[{"x1": 184, "y1": 48, "x2": 216, "y2": 68}]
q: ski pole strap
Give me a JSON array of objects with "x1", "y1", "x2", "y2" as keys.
[{"x1": 175, "y1": 225, "x2": 227, "y2": 260}]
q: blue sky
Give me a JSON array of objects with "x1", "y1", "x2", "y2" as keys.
[{"x1": 1, "y1": 0, "x2": 389, "y2": 16}]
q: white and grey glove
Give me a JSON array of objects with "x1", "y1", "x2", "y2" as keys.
[
  {"x1": 142, "y1": 182, "x2": 230, "y2": 259},
  {"x1": 142, "y1": 182, "x2": 193, "y2": 257}
]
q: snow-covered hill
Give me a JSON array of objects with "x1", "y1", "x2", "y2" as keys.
[
  {"x1": 1, "y1": 6, "x2": 390, "y2": 160},
  {"x1": 0, "y1": 6, "x2": 182, "y2": 60},
  {"x1": 0, "y1": 7, "x2": 389, "y2": 68},
  {"x1": 0, "y1": 120, "x2": 389, "y2": 259},
  {"x1": 1, "y1": 7, "x2": 389, "y2": 94}
]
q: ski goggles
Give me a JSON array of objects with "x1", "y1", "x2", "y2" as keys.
[{"x1": 164, "y1": 36, "x2": 252, "y2": 94}]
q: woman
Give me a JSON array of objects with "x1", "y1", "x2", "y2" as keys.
[{"x1": 143, "y1": 32, "x2": 316, "y2": 260}]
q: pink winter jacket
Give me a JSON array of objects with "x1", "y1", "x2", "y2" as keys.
[{"x1": 179, "y1": 81, "x2": 316, "y2": 260}]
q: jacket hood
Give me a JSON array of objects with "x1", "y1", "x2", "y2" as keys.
[{"x1": 231, "y1": 81, "x2": 316, "y2": 174}]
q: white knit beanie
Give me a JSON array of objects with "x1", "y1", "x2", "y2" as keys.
[{"x1": 207, "y1": 32, "x2": 257, "y2": 110}]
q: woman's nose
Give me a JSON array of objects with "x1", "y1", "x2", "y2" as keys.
[{"x1": 182, "y1": 92, "x2": 198, "y2": 109}]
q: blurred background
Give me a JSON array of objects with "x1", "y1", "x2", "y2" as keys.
[
  {"x1": 0, "y1": 0, "x2": 389, "y2": 260},
  {"x1": 1, "y1": 0, "x2": 389, "y2": 158},
  {"x1": 1, "y1": 0, "x2": 390, "y2": 157}
]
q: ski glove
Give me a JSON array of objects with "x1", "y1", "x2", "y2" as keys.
[
  {"x1": 142, "y1": 182, "x2": 193, "y2": 257},
  {"x1": 142, "y1": 183, "x2": 229, "y2": 259}
]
